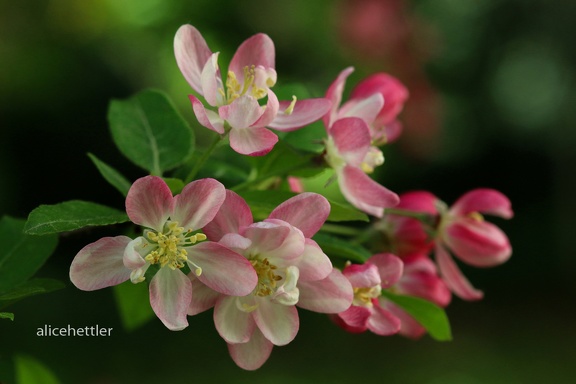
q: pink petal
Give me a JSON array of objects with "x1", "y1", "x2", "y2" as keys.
[
  {"x1": 292, "y1": 239, "x2": 332, "y2": 281},
  {"x1": 381, "y1": 119, "x2": 403, "y2": 143},
  {"x1": 397, "y1": 190, "x2": 439, "y2": 213},
  {"x1": 323, "y1": 67, "x2": 354, "y2": 128},
  {"x1": 70, "y1": 236, "x2": 132, "y2": 291},
  {"x1": 268, "y1": 98, "x2": 332, "y2": 131},
  {"x1": 336, "y1": 305, "x2": 370, "y2": 330},
  {"x1": 450, "y1": 188, "x2": 514, "y2": 219},
  {"x1": 251, "y1": 90, "x2": 279, "y2": 128},
  {"x1": 435, "y1": 245, "x2": 484, "y2": 301},
  {"x1": 342, "y1": 263, "x2": 381, "y2": 288},
  {"x1": 397, "y1": 254, "x2": 452, "y2": 307},
  {"x1": 366, "y1": 303, "x2": 401, "y2": 336},
  {"x1": 203, "y1": 190, "x2": 253, "y2": 241},
  {"x1": 171, "y1": 178, "x2": 226, "y2": 230},
  {"x1": 229, "y1": 126, "x2": 278, "y2": 156},
  {"x1": 229, "y1": 33, "x2": 275, "y2": 84},
  {"x1": 189, "y1": 95, "x2": 225, "y2": 134},
  {"x1": 218, "y1": 233, "x2": 252, "y2": 253},
  {"x1": 245, "y1": 221, "x2": 305, "y2": 263},
  {"x1": 339, "y1": 165, "x2": 399, "y2": 218},
  {"x1": 126, "y1": 176, "x2": 173, "y2": 232},
  {"x1": 253, "y1": 300, "x2": 299, "y2": 346},
  {"x1": 227, "y1": 328, "x2": 274, "y2": 371},
  {"x1": 174, "y1": 24, "x2": 213, "y2": 95},
  {"x1": 329, "y1": 117, "x2": 371, "y2": 167},
  {"x1": 187, "y1": 241, "x2": 257, "y2": 296},
  {"x1": 337, "y1": 93, "x2": 384, "y2": 125},
  {"x1": 383, "y1": 302, "x2": 426, "y2": 339},
  {"x1": 188, "y1": 276, "x2": 220, "y2": 315},
  {"x1": 214, "y1": 296, "x2": 256, "y2": 343},
  {"x1": 219, "y1": 95, "x2": 263, "y2": 129},
  {"x1": 122, "y1": 237, "x2": 147, "y2": 270},
  {"x1": 268, "y1": 192, "x2": 330, "y2": 238},
  {"x1": 149, "y1": 267, "x2": 191, "y2": 331},
  {"x1": 200, "y1": 53, "x2": 225, "y2": 107},
  {"x1": 366, "y1": 253, "x2": 404, "y2": 288},
  {"x1": 297, "y1": 268, "x2": 354, "y2": 313},
  {"x1": 444, "y1": 220, "x2": 512, "y2": 267}
]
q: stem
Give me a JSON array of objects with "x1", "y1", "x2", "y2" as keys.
[
  {"x1": 319, "y1": 223, "x2": 362, "y2": 237},
  {"x1": 184, "y1": 133, "x2": 224, "y2": 183}
]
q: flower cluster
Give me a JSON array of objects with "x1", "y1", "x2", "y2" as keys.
[{"x1": 64, "y1": 24, "x2": 513, "y2": 370}]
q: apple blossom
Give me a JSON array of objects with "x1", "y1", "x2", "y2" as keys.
[
  {"x1": 70, "y1": 176, "x2": 257, "y2": 331},
  {"x1": 174, "y1": 24, "x2": 331, "y2": 156}
]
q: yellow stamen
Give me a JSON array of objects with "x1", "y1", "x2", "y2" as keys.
[
  {"x1": 251, "y1": 258, "x2": 282, "y2": 297},
  {"x1": 284, "y1": 96, "x2": 297, "y2": 115}
]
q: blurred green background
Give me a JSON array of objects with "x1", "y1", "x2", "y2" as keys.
[{"x1": 2, "y1": 0, "x2": 576, "y2": 382}]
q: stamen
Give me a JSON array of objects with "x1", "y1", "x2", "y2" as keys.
[
  {"x1": 284, "y1": 96, "x2": 297, "y2": 115},
  {"x1": 251, "y1": 258, "x2": 283, "y2": 297}
]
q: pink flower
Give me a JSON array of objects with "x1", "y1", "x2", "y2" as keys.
[
  {"x1": 381, "y1": 254, "x2": 451, "y2": 339},
  {"x1": 436, "y1": 189, "x2": 513, "y2": 300},
  {"x1": 334, "y1": 254, "x2": 404, "y2": 335},
  {"x1": 324, "y1": 117, "x2": 399, "y2": 217},
  {"x1": 324, "y1": 67, "x2": 408, "y2": 145},
  {"x1": 69, "y1": 176, "x2": 257, "y2": 331},
  {"x1": 174, "y1": 24, "x2": 331, "y2": 156},
  {"x1": 191, "y1": 191, "x2": 353, "y2": 370}
]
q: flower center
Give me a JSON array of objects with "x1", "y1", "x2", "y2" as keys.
[
  {"x1": 352, "y1": 285, "x2": 382, "y2": 307},
  {"x1": 251, "y1": 258, "x2": 283, "y2": 297},
  {"x1": 223, "y1": 65, "x2": 271, "y2": 103},
  {"x1": 144, "y1": 221, "x2": 206, "y2": 273},
  {"x1": 360, "y1": 147, "x2": 384, "y2": 174}
]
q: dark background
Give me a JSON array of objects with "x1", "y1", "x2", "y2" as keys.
[{"x1": 1, "y1": 0, "x2": 576, "y2": 382}]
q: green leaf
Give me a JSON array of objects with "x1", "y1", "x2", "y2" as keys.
[
  {"x1": 327, "y1": 200, "x2": 369, "y2": 222},
  {"x1": 113, "y1": 281, "x2": 155, "y2": 332},
  {"x1": 0, "y1": 217, "x2": 58, "y2": 292},
  {"x1": 237, "y1": 190, "x2": 297, "y2": 221},
  {"x1": 163, "y1": 177, "x2": 185, "y2": 195},
  {"x1": 1, "y1": 312, "x2": 14, "y2": 321},
  {"x1": 87, "y1": 153, "x2": 132, "y2": 196},
  {"x1": 108, "y1": 89, "x2": 194, "y2": 175},
  {"x1": 313, "y1": 232, "x2": 372, "y2": 263},
  {"x1": 15, "y1": 354, "x2": 61, "y2": 384},
  {"x1": 282, "y1": 120, "x2": 327, "y2": 154},
  {"x1": 0, "y1": 278, "x2": 65, "y2": 302},
  {"x1": 24, "y1": 200, "x2": 129, "y2": 235},
  {"x1": 381, "y1": 291, "x2": 452, "y2": 341}
]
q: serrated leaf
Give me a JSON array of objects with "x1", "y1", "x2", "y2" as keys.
[
  {"x1": 108, "y1": 89, "x2": 194, "y2": 175},
  {"x1": 87, "y1": 153, "x2": 132, "y2": 196},
  {"x1": 313, "y1": 232, "x2": 372, "y2": 263},
  {"x1": 0, "y1": 217, "x2": 58, "y2": 292},
  {"x1": 0, "y1": 312, "x2": 14, "y2": 321},
  {"x1": 15, "y1": 354, "x2": 61, "y2": 384},
  {"x1": 381, "y1": 291, "x2": 452, "y2": 341},
  {"x1": 113, "y1": 281, "x2": 155, "y2": 332},
  {"x1": 24, "y1": 200, "x2": 129, "y2": 235},
  {"x1": 0, "y1": 278, "x2": 65, "y2": 302}
]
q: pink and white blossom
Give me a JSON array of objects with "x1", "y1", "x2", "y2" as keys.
[
  {"x1": 70, "y1": 176, "x2": 257, "y2": 331},
  {"x1": 174, "y1": 24, "x2": 331, "y2": 156},
  {"x1": 192, "y1": 191, "x2": 353, "y2": 370}
]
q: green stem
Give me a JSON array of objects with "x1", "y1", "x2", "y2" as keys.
[
  {"x1": 184, "y1": 133, "x2": 224, "y2": 183},
  {"x1": 319, "y1": 223, "x2": 362, "y2": 237}
]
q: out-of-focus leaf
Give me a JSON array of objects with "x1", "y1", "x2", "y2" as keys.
[
  {"x1": 381, "y1": 291, "x2": 452, "y2": 341},
  {"x1": 283, "y1": 120, "x2": 327, "y2": 154},
  {"x1": 313, "y1": 232, "x2": 372, "y2": 263},
  {"x1": 163, "y1": 177, "x2": 185, "y2": 195},
  {"x1": 108, "y1": 89, "x2": 194, "y2": 175},
  {"x1": 0, "y1": 217, "x2": 58, "y2": 292},
  {"x1": 237, "y1": 190, "x2": 297, "y2": 221},
  {"x1": 15, "y1": 354, "x2": 61, "y2": 384},
  {"x1": 0, "y1": 278, "x2": 65, "y2": 302},
  {"x1": 0, "y1": 312, "x2": 14, "y2": 321},
  {"x1": 113, "y1": 281, "x2": 155, "y2": 332},
  {"x1": 87, "y1": 153, "x2": 132, "y2": 197},
  {"x1": 327, "y1": 200, "x2": 369, "y2": 222},
  {"x1": 24, "y1": 200, "x2": 129, "y2": 235}
]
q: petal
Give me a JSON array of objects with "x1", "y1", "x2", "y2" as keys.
[
  {"x1": 297, "y1": 268, "x2": 354, "y2": 313},
  {"x1": 122, "y1": 236, "x2": 147, "y2": 270},
  {"x1": 126, "y1": 176, "x2": 172, "y2": 231},
  {"x1": 338, "y1": 93, "x2": 384, "y2": 126},
  {"x1": 203, "y1": 190, "x2": 253, "y2": 241},
  {"x1": 229, "y1": 126, "x2": 278, "y2": 156},
  {"x1": 171, "y1": 178, "x2": 226, "y2": 230},
  {"x1": 70, "y1": 236, "x2": 132, "y2": 291},
  {"x1": 229, "y1": 33, "x2": 275, "y2": 84},
  {"x1": 189, "y1": 95, "x2": 225, "y2": 134},
  {"x1": 227, "y1": 328, "x2": 274, "y2": 371},
  {"x1": 292, "y1": 239, "x2": 332, "y2": 281},
  {"x1": 149, "y1": 267, "x2": 191, "y2": 331},
  {"x1": 339, "y1": 165, "x2": 399, "y2": 218},
  {"x1": 366, "y1": 253, "x2": 404, "y2": 288},
  {"x1": 329, "y1": 117, "x2": 371, "y2": 167},
  {"x1": 268, "y1": 192, "x2": 330, "y2": 238},
  {"x1": 268, "y1": 98, "x2": 332, "y2": 131},
  {"x1": 396, "y1": 190, "x2": 439, "y2": 213},
  {"x1": 253, "y1": 220, "x2": 306, "y2": 263},
  {"x1": 271, "y1": 266, "x2": 300, "y2": 306},
  {"x1": 174, "y1": 24, "x2": 213, "y2": 95},
  {"x1": 323, "y1": 66, "x2": 354, "y2": 128},
  {"x1": 366, "y1": 303, "x2": 401, "y2": 336},
  {"x1": 253, "y1": 300, "x2": 299, "y2": 346},
  {"x1": 435, "y1": 245, "x2": 484, "y2": 301},
  {"x1": 188, "y1": 241, "x2": 257, "y2": 296},
  {"x1": 336, "y1": 305, "x2": 370, "y2": 330},
  {"x1": 214, "y1": 296, "x2": 256, "y2": 343},
  {"x1": 444, "y1": 219, "x2": 512, "y2": 267},
  {"x1": 218, "y1": 233, "x2": 252, "y2": 253},
  {"x1": 384, "y1": 301, "x2": 427, "y2": 339},
  {"x1": 251, "y1": 90, "x2": 280, "y2": 128},
  {"x1": 200, "y1": 52, "x2": 225, "y2": 107},
  {"x1": 450, "y1": 188, "x2": 514, "y2": 219},
  {"x1": 397, "y1": 254, "x2": 452, "y2": 307},
  {"x1": 188, "y1": 276, "x2": 220, "y2": 315},
  {"x1": 219, "y1": 95, "x2": 263, "y2": 130},
  {"x1": 342, "y1": 263, "x2": 381, "y2": 288}
]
